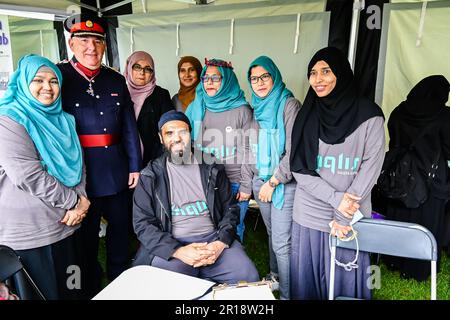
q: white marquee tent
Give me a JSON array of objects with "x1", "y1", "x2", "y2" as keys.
[{"x1": 0, "y1": 0, "x2": 449, "y2": 138}]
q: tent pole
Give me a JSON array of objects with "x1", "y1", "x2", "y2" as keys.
[
  {"x1": 102, "y1": 0, "x2": 137, "y2": 13},
  {"x1": 348, "y1": 0, "x2": 363, "y2": 71},
  {"x1": 40, "y1": 30, "x2": 44, "y2": 56},
  {"x1": 96, "y1": 0, "x2": 102, "y2": 17},
  {"x1": 67, "y1": 0, "x2": 98, "y2": 13}
]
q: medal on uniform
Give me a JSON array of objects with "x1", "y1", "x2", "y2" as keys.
[
  {"x1": 70, "y1": 59, "x2": 98, "y2": 97},
  {"x1": 86, "y1": 82, "x2": 94, "y2": 96}
]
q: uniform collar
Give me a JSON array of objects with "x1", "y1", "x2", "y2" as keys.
[{"x1": 71, "y1": 57, "x2": 100, "y2": 79}]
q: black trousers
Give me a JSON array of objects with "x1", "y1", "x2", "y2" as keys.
[
  {"x1": 15, "y1": 231, "x2": 83, "y2": 300},
  {"x1": 79, "y1": 190, "x2": 131, "y2": 298}
]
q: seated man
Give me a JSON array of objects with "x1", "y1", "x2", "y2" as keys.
[{"x1": 132, "y1": 110, "x2": 259, "y2": 284}]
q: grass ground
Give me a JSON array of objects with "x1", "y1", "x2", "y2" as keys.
[{"x1": 98, "y1": 207, "x2": 450, "y2": 300}]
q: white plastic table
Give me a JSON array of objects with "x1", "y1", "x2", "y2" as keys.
[{"x1": 92, "y1": 265, "x2": 275, "y2": 300}]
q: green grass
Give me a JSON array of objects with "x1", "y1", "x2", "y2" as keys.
[
  {"x1": 373, "y1": 253, "x2": 450, "y2": 300},
  {"x1": 98, "y1": 207, "x2": 450, "y2": 300},
  {"x1": 240, "y1": 208, "x2": 270, "y2": 279}
]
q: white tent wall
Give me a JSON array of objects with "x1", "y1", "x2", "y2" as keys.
[
  {"x1": 376, "y1": 0, "x2": 450, "y2": 145},
  {"x1": 8, "y1": 17, "x2": 60, "y2": 68},
  {"x1": 117, "y1": 0, "x2": 328, "y2": 102}
]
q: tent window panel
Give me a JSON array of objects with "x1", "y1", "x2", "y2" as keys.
[
  {"x1": 8, "y1": 17, "x2": 54, "y2": 33},
  {"x1": 11, "y1": 31, "x2": 40, "y2": 69},
  {"x1": 11, "y1": 30, "x2": 60, "y2": 69},
  {"x1": 42, "y1": 31, "x2": 60, "y2": 63}
]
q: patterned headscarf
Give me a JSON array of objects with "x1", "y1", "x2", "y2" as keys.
[{"x1": 185, "y1": 58, "x2": 248, "y2": 140}]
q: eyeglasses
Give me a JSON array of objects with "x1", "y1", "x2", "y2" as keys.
[
  {"x1": 249, "y1": 73, "x2": 272, "y2": 84},
  {"x1": 132, "y1": 64, "x2": 154, "y2": 74},
  {"x1": 201, "y1": 75, "x2": 222, "y2": 83}
]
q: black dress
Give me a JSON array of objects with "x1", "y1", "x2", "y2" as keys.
[
  {"x1": 136, "y1": 85, "x2": 174, "y2": 166},
  {"x1": 382, "y1": 106, "x2": 450, "y2": 281}
]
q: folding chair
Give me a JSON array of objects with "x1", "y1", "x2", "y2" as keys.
[
  {"x1": 0, "y1": 245, "x2": 46, "y2": 300},
  {"x1": 329, "y1": 218, "x2": 438, "y2": 300}
]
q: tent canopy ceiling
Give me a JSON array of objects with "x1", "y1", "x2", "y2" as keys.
[
  {"x1": 0, "y1": 0, "x2": 441, "y2": 18},
  {"x1": 0, "y1": 1, "x2": 82, "y2": 16},
  {"x1": 119, "y1": 0, "x2": 325, "y2": 27},
  {"x1": 0, "y1": 0, "x2": 275, "y2": 18}
]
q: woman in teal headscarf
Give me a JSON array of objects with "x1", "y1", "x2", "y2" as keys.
[
  {"x1": 245, "y1": 56, "x2": 301, "y2": 300},
  {"x1": 0, "y1": 54, "x2": 90, "y2": 300},
  {"x1": 186, "y1": 58, "x2": 253, "y2": 244}
]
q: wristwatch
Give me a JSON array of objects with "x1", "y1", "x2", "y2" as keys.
[{"x1": 268, "y1": 179, "x2": 277, "y2": 188}]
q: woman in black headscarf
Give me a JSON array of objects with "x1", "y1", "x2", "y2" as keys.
[
  {"x1": 289, "y1": 47, "x2": 385, "y2": 300},
  {"x1": 383, "y1": 75, "x2": 450, "y2": 282}
]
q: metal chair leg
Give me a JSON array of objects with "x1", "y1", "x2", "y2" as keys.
[{"x1": 253, "y1": 212, "x2": 260, "y2": 231}]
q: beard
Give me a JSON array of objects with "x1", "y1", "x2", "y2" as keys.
[{"x1": 163, "y1": 142, "x2": 192, "y2": 165}]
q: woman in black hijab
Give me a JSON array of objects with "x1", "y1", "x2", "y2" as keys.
[
  {"x1": 383, "y1": 75, "x2": 450, "y2": 282},
  {"x1": 289, "y1": 47, "x2": 385, "y2": 299}
]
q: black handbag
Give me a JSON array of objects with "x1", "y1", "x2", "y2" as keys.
[{"x1": 377, "y1": 123, "x2": 441, "y2": 209}]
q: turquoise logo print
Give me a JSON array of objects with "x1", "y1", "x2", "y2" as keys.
[
  {"x1": 316, "y1": 154, "x2": 360, "y2": 175},
  {"x1": 251, "y1": 142, "x2": 258, "y2": 157},
  {"x1": 196, "y1": 143, "x2": 236, "y2": 160},
  {"x1": 172, "y1": 200, "x2": 209, "y2": 216}
]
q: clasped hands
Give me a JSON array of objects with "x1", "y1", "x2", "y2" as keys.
[
  {"x1": 330, "y1": 192, "x2": 361, "y2": 238},
  {"x1": 61, "y1": 195, "x2": 91, "y2": 226},
  {"x1": 172, "y1": 241, "x2": 228, "y2": 268}
]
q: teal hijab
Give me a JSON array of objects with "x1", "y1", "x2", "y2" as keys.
[
  {"x1": 0, "y1": 54, "x2": 82, "y2": 187},
  {"x1": 248, "y1": 56, "x2": 293, "y2": 209},
  {"x1": 185, "y1": 59, "x2": 248, "y2": 140}
]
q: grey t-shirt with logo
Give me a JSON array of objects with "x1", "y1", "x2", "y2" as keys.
[
  {"x1": 195, "y1": 105, "x2": 252, "y2": 185},
  {"x1": 292, "y1": 116, "x2": 385, "y2": 233},
  {"x1": 166, "y1": 159, "x2": 215, "y2": 239}
]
